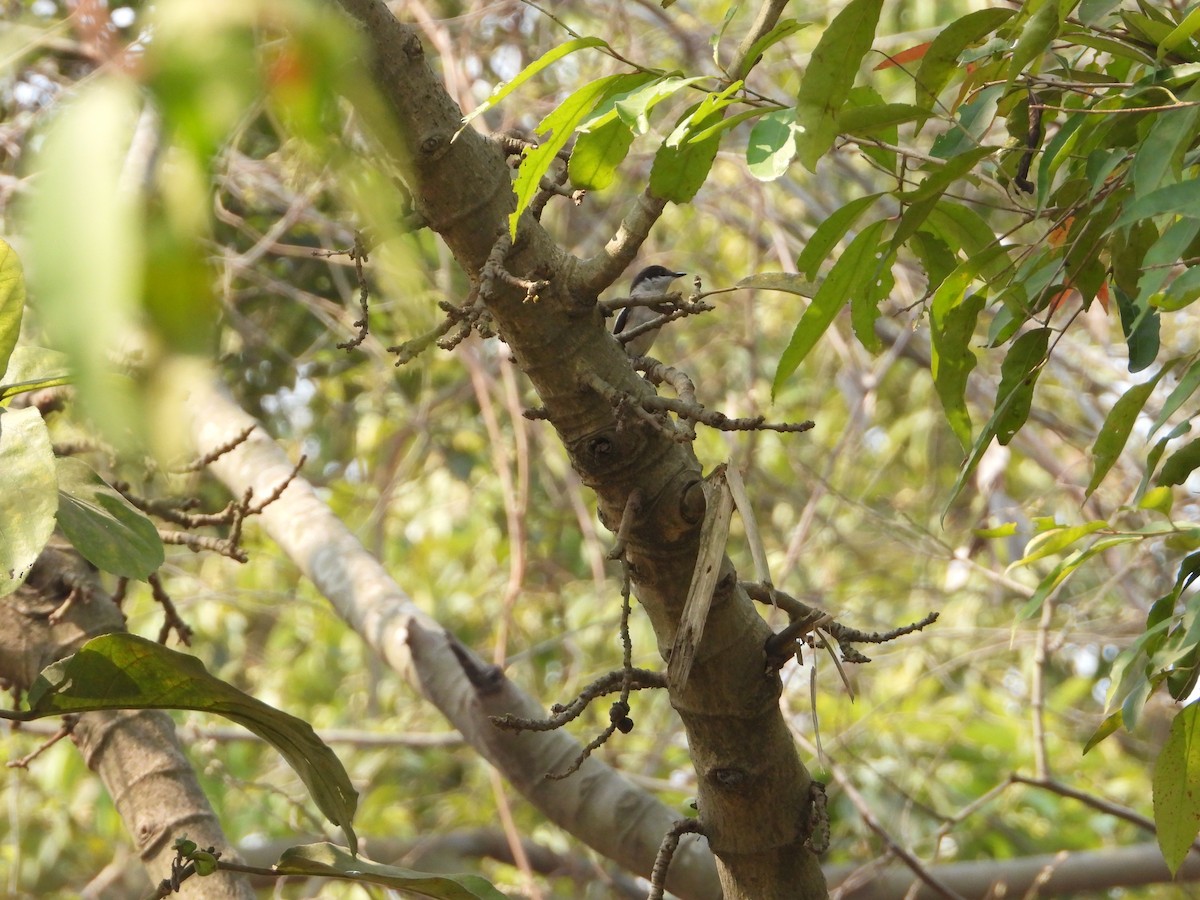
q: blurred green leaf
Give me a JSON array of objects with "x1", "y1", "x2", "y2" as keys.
[
  {"x1": 27, "y1": 633, "x2": 359, "y2": 855},
  {"x1": 0, "y1": 237, "x2": 25, "y2": 380},
  {"x1": 24, "y1": 78, "x2": 144, "y2": 451},
  {"x1": 747, "y1": 108, "x2": 799, "y2": 181},
  {"x1": 55, "y1": 457, "x2": 164, "y2": 579},
  {"x1": 0, "y1": 407, "x2": 57, "y2": 596}
]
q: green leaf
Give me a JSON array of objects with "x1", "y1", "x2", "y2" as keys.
[
  {"x1": 650, "y1": 104, "x2": 726, "y2": 203},
  {"x1": 1087, "y1": 361, "x2": 1176, "y2": 498},
  {"x1": 747, "y1": 108, "x2": 800, "y2": 181},
  {"x1": 995, "y1": 327, "x2": 1050, "y2": 445},
  {"x1": 1158, "y1": 437, "x2": 1200, "y2": 486},
  {"x1": 794, "y1": 0, "x2": 884, "y2": 171},
  {"x1": 24, "y1": 79, "x2": 144, "y2": 452},
  {"x1": 0, "y1": 346, "x2": 72, "y2": 406},
  {"x1": 0, "y1": 407, "x2": 57, "y2": 596},
  {"x1": 912, "y1": 8, "x2": 1017, "y2": 131},
  {"x1": 54, "y1": 457, "x2": 165, "y2": 579},
  {"x1": 0, "y1": 237, "x2": 25, "y2": 380},
  {"x1": 795, "y1": 193, "x2": 881, "y2": 279},
  {"x1": 1016, "y1": 537, "x2": 1133, "y2": 621},
  {"x1": 1116, "y1": 284, "x2": 1162, "y2": 374},
  {"x1": 900, "y1": 146, "x2": 996, "y2": 203},
  {"x1": 1153, "y1": 702, "x2": 1200, "y2": 875},
  {"x1": 930, "y1": 286, "x2": 984, "y2": 450},
  {"x1": 1132, "y1": 85, "x2": 1200, "y2": 198},
  {"x1": 1160, "y1": 5, "x2": 1200, "y2": 57},
  {"x1": 26, "y1": 634, "x2": 360, "y2": 855},
  {"x1": 943, "y1": 328, "x2": 1051, "y2": 516},
  {"x1": 1156, "y1": 265, "x2": 1200, "y2": 311},
  {"x1": 735, "y1": 272, "x2": 818, "y2": 297},
  {"x1": 851, "y1": 248, "x2": 894, "y2": 352},
  {"x1": 733, "y1": 19, "x2": 810, "y2": 79},
  {"x1": 1083, "y1": 709, "x2": 1123, "y2": 754},
  {"x1": 1112, "y1": 177, "x2": 1200, "y2": 228},
  {"x1": 924, "y1": 200, "x2": 1011, "y2": 282},
  {"x1": 459, "y1": 37, "x2": 610, "y2": 130},
  {"x1": 277, "y1": 843, "x2": 506, "y2": 899},
  {"x1": 773, "y1": 219, "x2": 888, "y2": 395},
  {"x1": 1007, "y1": 0, "x2": 1063, "y2": 88},
  {"x1": 569, "y1": 116, "x2": 634, "y2": 191},
  {"x1": 836, "y1": 102, "x2": 927, "y2": 137},
  {"x1": 1150, "y1": 358, "x2": 1200, "y2": 437},
  {"x1": 511, "y1": 73, "x2": 653, "y2": 236},
  {"x1": 611, "y1": 76, "x2": 708, "y2": 135},
  {"x1": 1014, "y1": 521, "x2": 1108, "y2": 567}
]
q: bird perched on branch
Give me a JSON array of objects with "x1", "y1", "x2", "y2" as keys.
[{"x1": 612, "y1": 265, "x2": 687, "y2": 357}]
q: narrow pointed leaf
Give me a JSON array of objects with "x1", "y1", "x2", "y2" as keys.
[
  {"x1": 460, "y1": 37, "x2": 609, "y2": 129},
  {"x1": 773, "y1": 219, "x2": 887, "y2": 395},
  {"x1": 277, "y1": 843, "x2": 504, "y2": 899},
  {"x1": 0, "y1": 238, "x2": 25, "y2": 379},
  {"x1": 55, "y1": 457, "x2": 164, "y2": 579},
  {"x1": 794, "y1": 0, "x2": 884, "y2": 171},
  {"x1": 0, "y1": 407, "x2": 57, "y2": 596},
  {"x1": 1088, "y1": 361, "x2": 1176, "y2": 498},
  {"x1": 1153, "y1": 702, "x2": 1200, "y2": 875}
]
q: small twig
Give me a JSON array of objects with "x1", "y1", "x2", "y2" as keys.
[
  {"x1": 6, "y1": 714, "x2": 77, "y2": 769},
  {"x1": 607, "y1": 489, "x2": 644, "y2": 561},
  {"x1": 149, "y1": 572, "x2": 193, "y2": 645},
  {"x1": 173, "y1": 426, "x2": 254, "y2": 473},
  {"x1": 647, "y1": 819, "x2": 705, "y2": 900},
  {"x1": 333, "y1": 232, "x2": 371, "y2": 351},
  {"x1": 490, "y1": 668, "x2": 666, "y2": 732}
]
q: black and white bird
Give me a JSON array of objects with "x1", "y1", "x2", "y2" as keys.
[{"x1": 612, "y1": 265, "x2": 687, "y2": 357}]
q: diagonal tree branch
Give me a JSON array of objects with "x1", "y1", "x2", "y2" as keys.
[{"x1": 186, "y1": 377, "x2": 720, "y2": 898}]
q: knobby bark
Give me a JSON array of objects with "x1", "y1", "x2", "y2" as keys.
[
  {"x1": 325, "y1": 1, "x2": 827, "y2": 896},
  {"x1": 0, "y1": 544, "x2": 254, "y2": 899}
]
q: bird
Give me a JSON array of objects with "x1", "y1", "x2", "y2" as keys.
[{"x1": 612, "y1": 265, "x2": 687, "y2": 357}]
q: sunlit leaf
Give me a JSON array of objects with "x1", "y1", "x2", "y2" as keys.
[
  {"x1": 773, "y1": 219, "x2": 887, "y2": 395},
  {"x1": 747, "y1": 108, "x2": 799, "y2": 181},
  {"x1": 1153, "y1": 702, "x2": 1200, "y2": 875},
  {"x1": 794, "y1": 0, "x2": 884, "y2": 171},
  {"x1": 0, "y1": 407, "x2": 56, "y2": 596},
  {"x1": 460, "y1": 37, "x2": 609, "y2": 130},
  {"x1": 512, "y1": 73, "x2": 653, "y2": 236}
]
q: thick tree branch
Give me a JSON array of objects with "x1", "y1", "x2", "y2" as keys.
[
  {"x1": 186, "y1": 379, "x2": 719, "y2": 898},
  {"x1": 324, "y1": 3, "x2": 826, "y2": 895}
]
